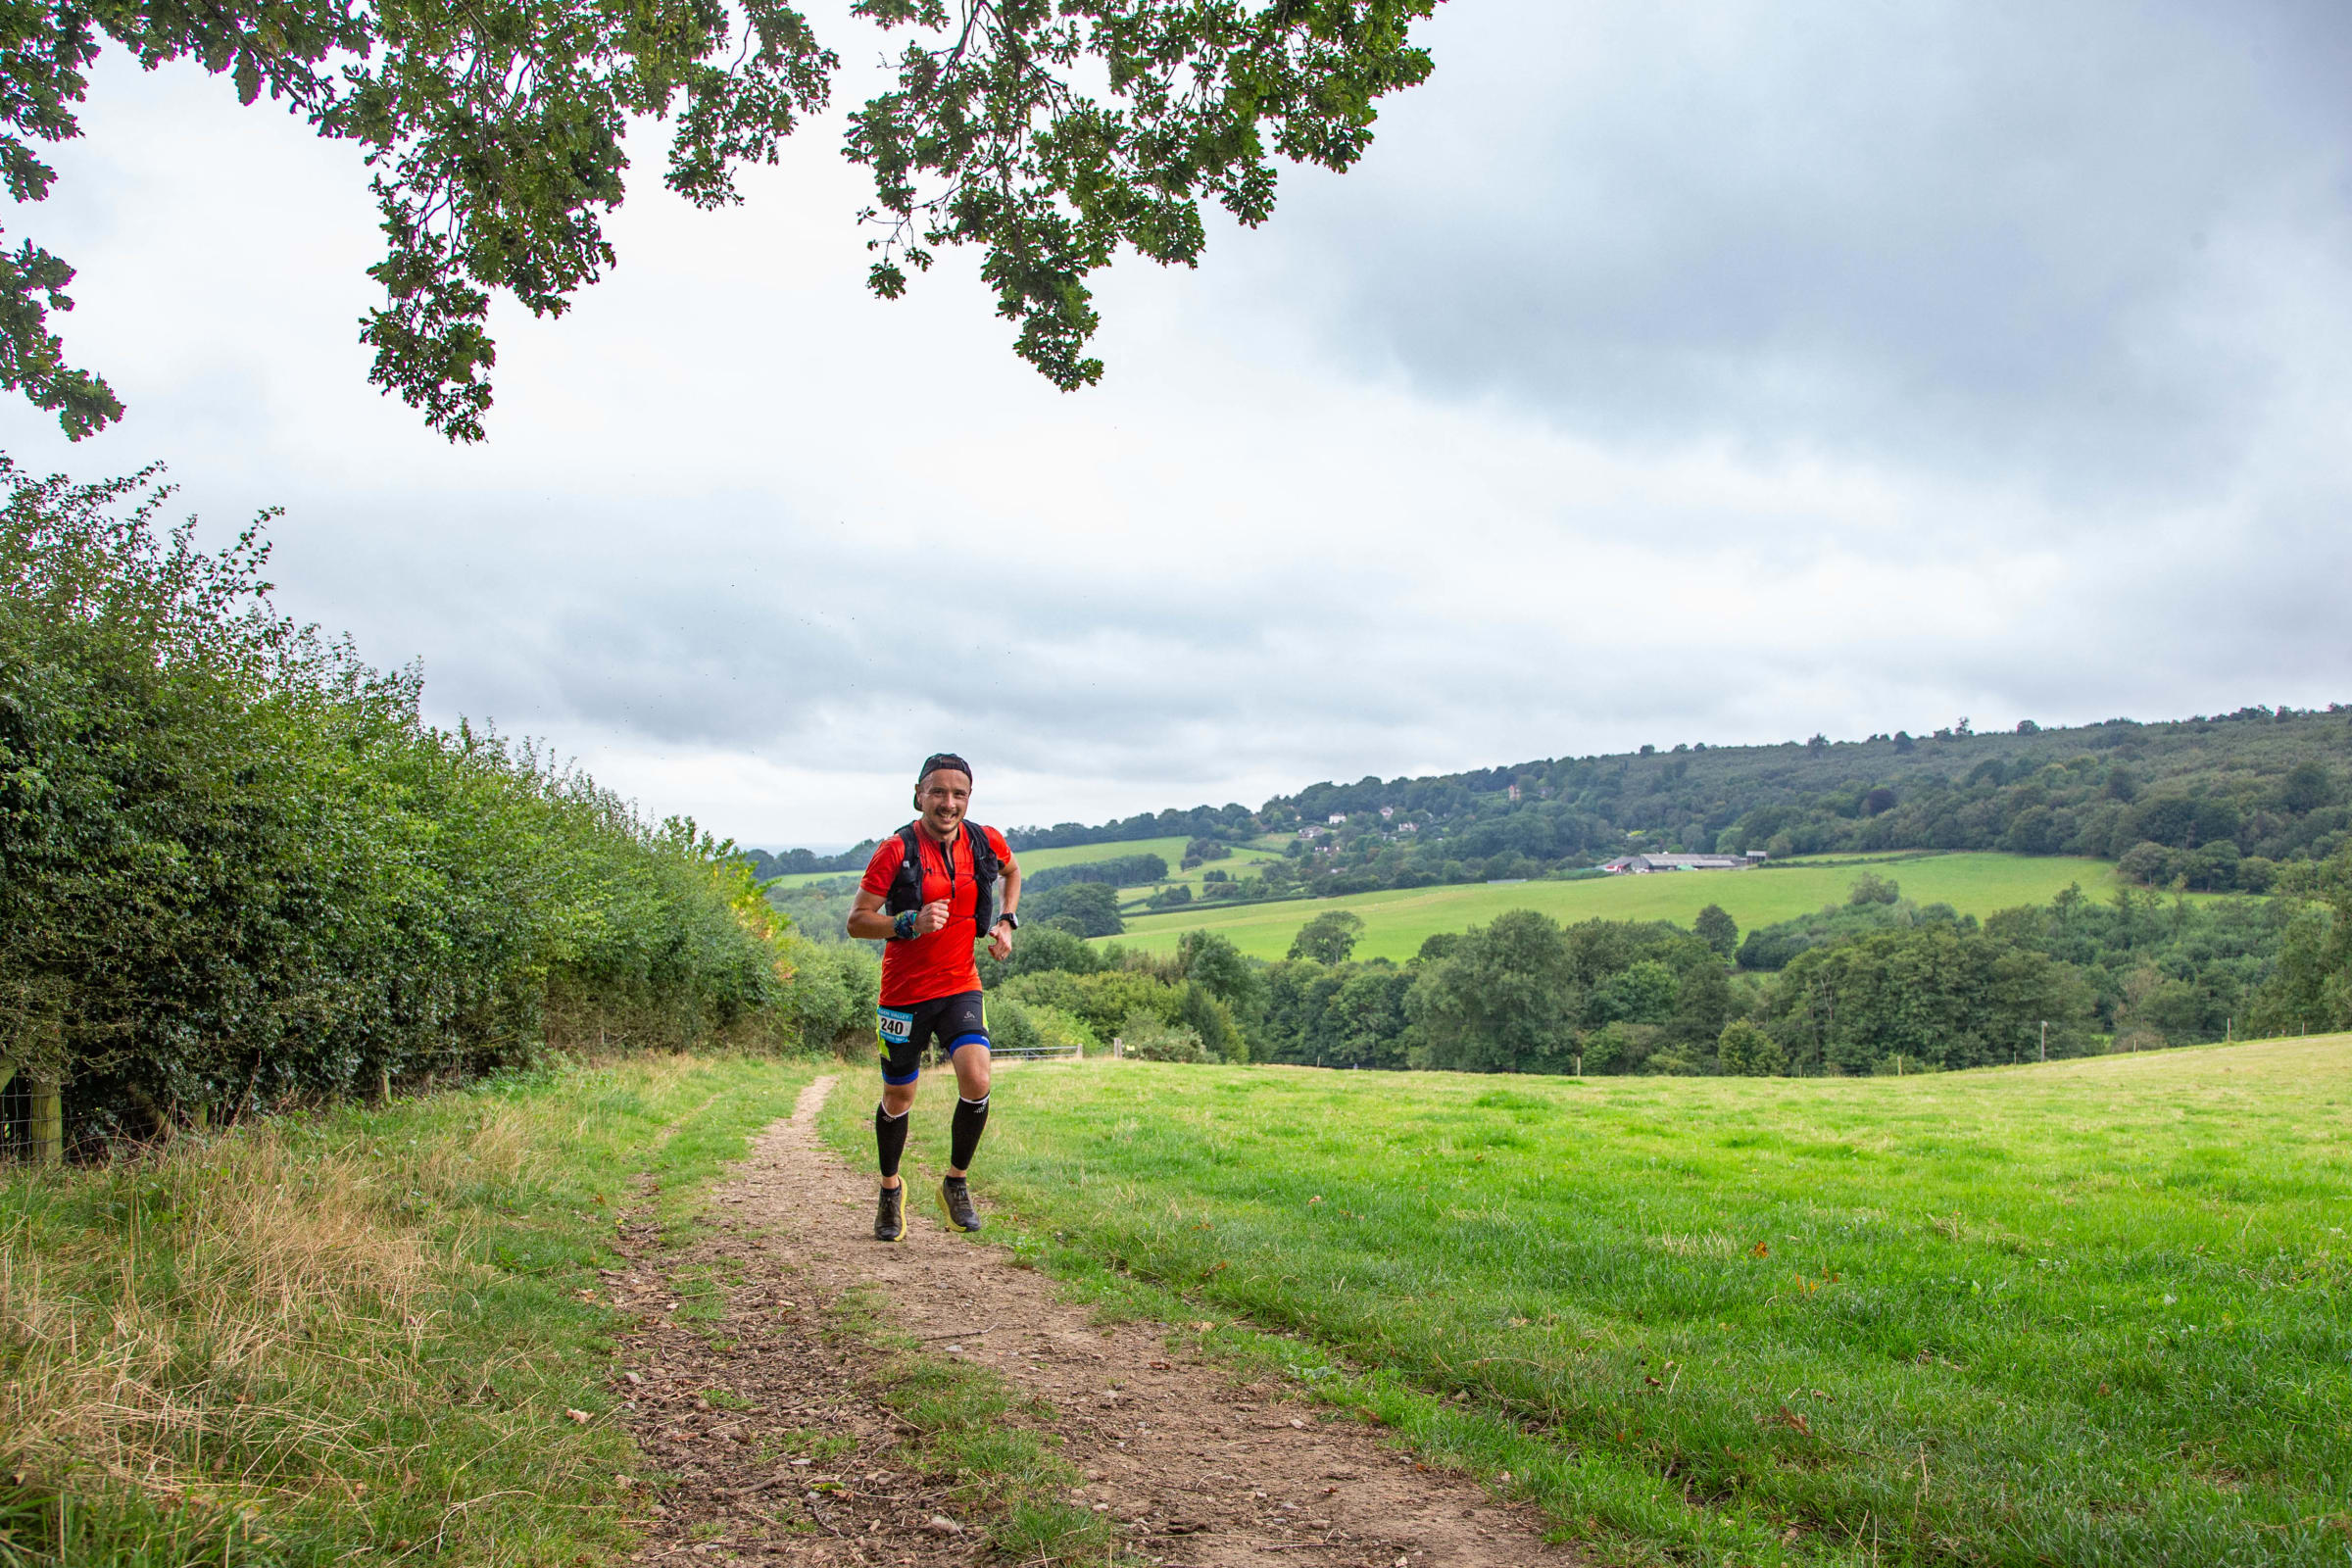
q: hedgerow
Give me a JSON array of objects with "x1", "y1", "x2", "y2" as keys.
[{"x1": 0, "y1": 458, "x2": 825, "y2": 1146}]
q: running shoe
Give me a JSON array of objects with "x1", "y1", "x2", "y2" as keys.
[
  {"x1": 874, "y1": 1183, "x2": 906, "y2": 1243},
  {"x1": 939, "y1": 1175, "x2": 983, "y2": 1233}
]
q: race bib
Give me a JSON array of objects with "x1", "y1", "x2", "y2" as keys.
[{"x1": 877, "y1": 1005, "x2": 915, "y2": 1043}]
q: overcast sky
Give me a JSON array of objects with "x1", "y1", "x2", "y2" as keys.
[{"x1": 5, "y1": 0, "x2": 2348, "y2": 848}]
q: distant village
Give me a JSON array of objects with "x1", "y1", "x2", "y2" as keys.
[{"x1": 1297, "y1": 805, "x2": 1419, "y2": 840}]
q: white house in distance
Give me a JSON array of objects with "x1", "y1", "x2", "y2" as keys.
[{"x1": 1601, "y1": 851, "x2": 1769, "y2": 874}]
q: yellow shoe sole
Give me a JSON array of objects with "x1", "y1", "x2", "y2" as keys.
[{"x1": 938, "y1": 1182, "x2": 982, "y2": 1234}]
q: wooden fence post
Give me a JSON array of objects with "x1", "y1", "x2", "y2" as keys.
[{"x1": 29, "y1": 1068, "x2": 63, "y2": 1165}]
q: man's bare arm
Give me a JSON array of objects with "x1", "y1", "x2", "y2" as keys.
[{"x1": 847, "y1": 889, "x2": 895, "y2": 941}]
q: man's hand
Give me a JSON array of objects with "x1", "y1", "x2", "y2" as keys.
[
  {"x1": 916, "y1": 899, "x2": 953, "y2": 936},
  {"x1": 988, "y1": 919, "x2": 1015, "y2": 961}
]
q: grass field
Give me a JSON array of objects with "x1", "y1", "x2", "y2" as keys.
[
  {"x1": 761, "y1": 832, "x2": 1286, "y2": 893},
  {"x1": 1008, "y1": 833, "x2": 1289, "y2": 899},
  {"x1": 894, "y1": 1036, "x2": 2352, "y2": 1566},
  {"x1": 1109, "y1": 853, "x2": 2168, "y2": 960},
  {"x1": 0, "y1": 1054, "x2": 817, "y2": 1565}
]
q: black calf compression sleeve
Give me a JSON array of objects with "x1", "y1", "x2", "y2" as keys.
[
  {"x1": 950, "y1": 1095, "x2": 990, "y2": 1171},
  {"x1": 875, "y1": 1102, "x2": 909, "y2": 1179}
]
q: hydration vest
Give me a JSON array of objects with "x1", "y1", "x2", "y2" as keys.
[{"x1": 883, "y1": 821, "x2": 1000, "y2": 938}]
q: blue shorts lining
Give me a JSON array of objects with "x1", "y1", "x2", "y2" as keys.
[
  {"x1": 882, "y1": 1066, "x2": 921, "y2": 1086},
  {"x1": 946, "y1": 1032, "x2": 990, "y2": 1056}
]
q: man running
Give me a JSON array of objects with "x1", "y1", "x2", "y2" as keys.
[{"x1": 846, "y1": 754, "x2": 1022, "y2": 1243}]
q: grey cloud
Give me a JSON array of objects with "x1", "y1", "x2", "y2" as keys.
[
  {"x1": 226, "y1": 465, "x2": 2352, "y2": 831},
  {"x1": 1257, "y1": 0, "x2": 2352, "y2": 498}
]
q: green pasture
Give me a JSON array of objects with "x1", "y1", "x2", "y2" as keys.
[
  {"x1": 1013, "y1": 833, "x2": 1284, "y2": 892},
  {"x1": 763, "y1": 865, "x2": 865, "y2": 888},
  {"x1": 867, "y1": 1036, "x2": 2352, "y2": 1566},
  {"x1": 766, "y1": 834, "x2": 1200, "y2": 888},
  {"x1": 1111, "y1": 853, "x2": 2164, "y2": 960},
  {"x1": 762, "y1": 832, "x2": 1284, "y2": 893},
  {"x1": 1009, "y1": 834, "x2": 1194, "y2": 875}
]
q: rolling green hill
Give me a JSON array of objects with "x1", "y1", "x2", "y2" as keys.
[
  {"x1": 753, "y1": 707, "x2": 2348, "y2": 919},
  {"x1": 1107, "y1": 852, "x2": 2154, "y2": 960}
]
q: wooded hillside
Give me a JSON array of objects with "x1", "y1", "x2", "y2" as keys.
[{"x1": 756, "y1": 709, "x2": 2349, "y2": 902}]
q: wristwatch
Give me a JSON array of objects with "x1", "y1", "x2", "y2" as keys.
[{"x1": 996, "y1": 912, "x2": 1021, "y2": 930}]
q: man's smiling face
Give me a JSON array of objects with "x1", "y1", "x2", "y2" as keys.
[{"x1": 916, "y1": 768, "x2": 971, "y2": 840}]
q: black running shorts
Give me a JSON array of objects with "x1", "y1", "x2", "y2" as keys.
[{"x1": 875, "y1": 990, "x2": 988, "y2": 1086}]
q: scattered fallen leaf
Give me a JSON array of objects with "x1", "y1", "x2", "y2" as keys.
[{"x1": 564, "y1": 1409, "x2": 591, "y2": 1424}]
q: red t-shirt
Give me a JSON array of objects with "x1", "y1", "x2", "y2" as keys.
[{"x1": 860, "y1": 824, "x2": 1018, "y2": 1006}]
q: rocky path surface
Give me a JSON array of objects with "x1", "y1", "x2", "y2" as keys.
[{"x1": 609, "y1": 1072, "x2": 1571, "y2": 1566}]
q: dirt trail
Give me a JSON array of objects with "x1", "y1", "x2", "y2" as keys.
[{"x1": 610, "y1": 1071, "x2": 1571, "y2": 1565}]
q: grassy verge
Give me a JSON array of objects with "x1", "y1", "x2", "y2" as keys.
[
  {"x1": 0, "y1": 1052, "x2": 816, "y2": 1566},
  {"x1": 827, "y1": 1284, "x2": 1127, "y2": 1563},
  {"x1": 826, "y1": 1042, "x2": 2352, "y2": 1566}
]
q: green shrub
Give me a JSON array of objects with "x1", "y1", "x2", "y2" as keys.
[
  {"x1": 1716, "y1": 1018, "x2": 1787, "y2": 1076},
  {"x1": 781, "y1": 939, "x2": 881, "y2": 1049},
  {"x1": 0, "y1": 459, "x2": 810, "y2": 1144},
  {"x1": 1118, "y1": 1013, "x2": 1204, "y2": 1062},
  {"x1": 1022, "y1": 1004, "x2": 1099, "y2": 1056},
  {"x1": 988, "y1": 996, "x2": 1041, "y2": 1054}
]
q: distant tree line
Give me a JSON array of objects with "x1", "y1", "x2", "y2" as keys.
[
  {"x1": 743, "y1": 843, "x2": 879, "y2": 879},
  {"x1": 1024, "y1": 854, "x2": 1169, "y2": 894}
]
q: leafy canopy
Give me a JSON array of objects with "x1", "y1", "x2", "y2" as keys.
[{"x1": 0, "y1": 0, "x2": 1438, "y2": 441}]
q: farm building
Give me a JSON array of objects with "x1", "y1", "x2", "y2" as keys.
[{"x1": 1601, "y1": 852, "x2": 1768, "y2": 874}]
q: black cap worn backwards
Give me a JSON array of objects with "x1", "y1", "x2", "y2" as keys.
[{"x1": 918, "y1": 753, "x2": 973, "y2": 787}]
